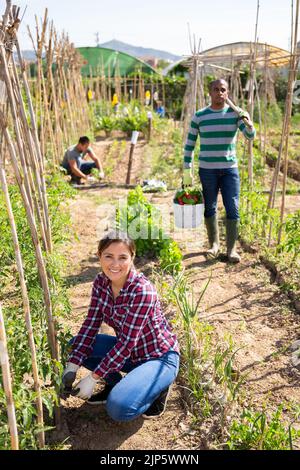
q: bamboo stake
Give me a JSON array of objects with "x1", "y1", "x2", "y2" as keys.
[
  {"x1": 0, "y1": 13, "x2": 34, "y2": 215},
  {"x1": 254, "y1": 76, "x2": 263, "y2": 155},
  {"x1": 263, "y1": 43, "x2": 268, "y2": 161},
  {"x1": 54, "y1": 34, "x2": 70, "y2": 144},
  {"x1": 247, "y1": 1, "x2": 260, "y2": 190},
  {"x1": 108, "y1": 62, "x2": 112, "y2": 103},
  {"x1": 0, "y1": 115, "x2": 58, "y2": 362},
  {"x1": 162, "y1": 76, "x2": 166, "y2": 109},
  {"x1": 0, "y1": 303, "x2": 19, "y2": 450},
  {"x1": 37, "y1": 13, "x2": 56, "y2": 161},
  {"x1": 133, "y1": 71, "x2": 137, "y2": 100},
  {"x1": 278, "y1": 0, "x2": 300, "y2": 244},
  {"x1": 3, "y1": 17, "x2": 52, "y2": 254},
  {"x1": 124, "y1": 76, "x2": 128, "y2": 103},
  {"x1": 60, "y1": 47, "x2": 76, "y2": 140},
  {"x1": 10, "y1": 53, "x2": 51, "y2": 253},
  {"x1": 0, "y1": 115, "x2": 61, "y2": 430},
  {"x1": 0, "y1": 155, "x2": 45, "y2": 448},
  {"x1": 45, "y1": 20, "x2": 63, "y2": 160},
  {"x1": 18, "y1": 69, "x2": 52, "y2": 253},
  {"x1": 267, "y1": 1, "x2": 298, "y2": 246}
]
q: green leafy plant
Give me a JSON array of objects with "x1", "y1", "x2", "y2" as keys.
[
  {"x1": 95, "y1": 115, "x2": 119, "y2": 136},
  {"x1": 118, "y1": 114, "x2": 148, "y2": 136},
  {"x1": 227, "y1": 407, "x2": 300, "y2": 450},
  {"x1": 278, "y1": 210, "x2": 300, "y2": 264},
  {"x1": 116, "y1": 186, "x2": 182, "y2": 273}
]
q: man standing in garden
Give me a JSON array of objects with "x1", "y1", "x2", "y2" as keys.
[
  {"x1": 183, "y1": 79, "x2": 256, "y2": 263},
  {"x1": 61, "y1": 136, "x2": 105, "y2": 184}
]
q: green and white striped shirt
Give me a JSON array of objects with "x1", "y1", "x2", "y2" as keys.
[{"x1": 183, "y1": 105, "x2": 256, "y2": 170}]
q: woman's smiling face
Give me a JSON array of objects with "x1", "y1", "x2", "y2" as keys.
[{"x1": 99, "y1": 241, "x2": 133, "y2": 285}]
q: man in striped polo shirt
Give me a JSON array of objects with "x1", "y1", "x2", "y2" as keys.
[{"x1": 183, "y1": 79, "x2": 256, "y2": 263}]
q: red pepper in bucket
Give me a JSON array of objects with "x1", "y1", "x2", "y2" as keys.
[{"x1": 173, "y1": 187, "x2": 203, "y2": 206}]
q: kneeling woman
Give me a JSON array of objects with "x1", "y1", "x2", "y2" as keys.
[{"x1": 62, "y1": 231, "x2": 180, "y2": 421}]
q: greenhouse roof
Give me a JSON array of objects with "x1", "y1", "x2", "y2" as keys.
[
  {"x1": 76, "y1": 46, "x2": 159, "y2": 77},
  {"x1": 164, "y1": 42, "x2": 292, "y2": 75},
  {"x1": 198, "y1": 42, "x2": 292, "y2": 67}
]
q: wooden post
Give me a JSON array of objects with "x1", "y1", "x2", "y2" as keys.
[
  {"x1": 147, "y1": 111, "x2": 152, "y2": 142},
  {"x1": 126, "y1": 131, "x2": 139, "y2": 184},
  {"x1": 0, "y1": 303, "x2": 19, "y2": 450},
  {"x1": 133, "y1": 72, "x2": 137, "y2": 100}
]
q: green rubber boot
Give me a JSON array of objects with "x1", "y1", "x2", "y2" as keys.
[
  {"x1": 226, "y1": 219, "x2": 241, "y2": 263},
  {"x1": 204, "y1": 215, "x2": 219, "y2": 259}
]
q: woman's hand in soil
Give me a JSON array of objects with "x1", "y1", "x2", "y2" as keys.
[{"x1": 72, "y1": 373, "x2": 100, "y2": 400}]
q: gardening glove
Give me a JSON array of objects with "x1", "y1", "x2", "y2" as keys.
[
  {"x1": 86, "y1": 175, "x2": 97, "y2": 183},
  {"x1": 237, "y1": 109, "x2": 254, "y2": 129},
  {"x1": 62, "y1": 362, "x2": 79, "y2": 389},
  {"x1": 98, "y1": 170, "x2": 105, "y2": 179},
  {"x1": 183, "y1": 168, "x2": 193, "y2": 187},
  {"x1": 72, "y1": 373, "x2": 100, "y2": 400}
]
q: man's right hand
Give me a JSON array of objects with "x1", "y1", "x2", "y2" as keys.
[
  {"x1": 62, "y1": 362, "x2": 79, "y2": 389},
  {"x1": 183, "y1": 169, "x2": 193, "y2": 187}
]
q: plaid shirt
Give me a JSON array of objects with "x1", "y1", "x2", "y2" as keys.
[{"x1": 68, "y1": 268, "x2": 179, "y2": 378}]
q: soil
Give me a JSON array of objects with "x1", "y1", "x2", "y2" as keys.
[{"x1": 49, "y1": 138, "x2": 300, "y2": 450}]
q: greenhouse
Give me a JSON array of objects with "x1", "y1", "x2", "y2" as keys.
[{"x1": 76, "y1": 46, "x2": 159, "y2": 77}]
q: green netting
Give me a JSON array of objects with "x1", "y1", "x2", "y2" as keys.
[{"x1": 77, "y1": 47, "x2": 158, "y2": 77}]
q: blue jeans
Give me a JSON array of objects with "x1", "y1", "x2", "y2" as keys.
[
  {"x1": 64, "y1": 160, "x2": 97, "y2": 182},
  {"x1": 69, "y1": 334, "x2": 180, "y2": 422},
  {"x1": 199, "y1": 167, "x2": 240, "y2": 220}
]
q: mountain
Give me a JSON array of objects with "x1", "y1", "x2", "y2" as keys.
[
  {"x1": 100, "y1": 39, "x2": 180, "y2": 62},
  {"x1": 20, "y1": 50, "x2": 37, "y2": 62}
]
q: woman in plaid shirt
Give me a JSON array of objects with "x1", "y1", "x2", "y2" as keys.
[{"x1": 62, "y1": 231, "x2": 180, "y2": 421}]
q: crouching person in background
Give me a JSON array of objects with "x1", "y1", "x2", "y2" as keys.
[
  {"x1": 61, "y1": 135, "x2": 105, "y2": 184},
  {"x1": 62, "y1": 231, "x2": 180, "y2": 421}
]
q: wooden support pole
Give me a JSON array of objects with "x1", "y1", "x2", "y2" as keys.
[
  {"x1": 0, "y1": 303, "x2": 19, "y2": 450},
  {"x1": 0, "y1": 155, "x2": 45, "y2": 448},
  {"x1": 147, "y1": 111, "x2": 152, "y2": 142},
  {"x1": 0, "y1": 117, "x2": 59, "y2": 361},
  {"x1": 126, "y1": 131, "x2": 139, "y2": 184},
  {"x1": 247, "y1": 1, "x2": 260, "y2": 190},
  {"x1": 278, "y1": 0, "x2": 300, "y2": 245}
]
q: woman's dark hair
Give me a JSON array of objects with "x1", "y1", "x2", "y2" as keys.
[
  {"x1": 78, "y1": 136, "x2": 90, "y2": 145},
  {"x1": 98, "y1": 231, "x2": 136, "y2": 258}
]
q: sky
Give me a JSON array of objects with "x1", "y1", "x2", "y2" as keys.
[{"x1": 13, "y1": 0, "x2": 295, "y2": 56}]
